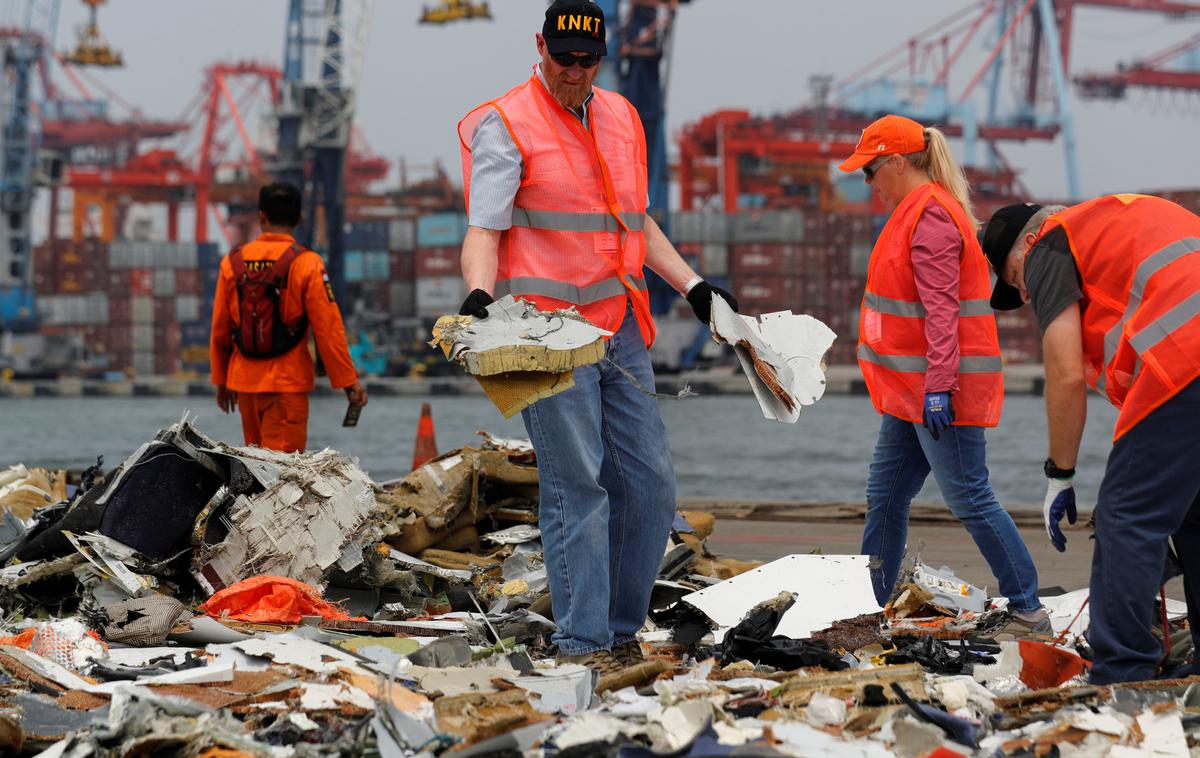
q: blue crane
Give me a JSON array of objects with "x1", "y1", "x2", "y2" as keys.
[
  {"x1": 273, "y1": 0, "x2": 374, "y2": 304},
  {"x1": 0, "y1": 0, "x2": 60, "y2": 332}
]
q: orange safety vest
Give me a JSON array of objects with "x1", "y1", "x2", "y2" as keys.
[
  {"x1": 458, "y1": 67, "x2": 655, "y2": 345},
  {"x1": 1034, "y1": 194, "x2": 1200, "y2": 440},
  {"x1": 858, "y1": 183, "x2": 1004, "y2": 426}
]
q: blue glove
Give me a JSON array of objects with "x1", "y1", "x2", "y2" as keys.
[
  {"x1": 922, "y1": 392, "x2": 954, "y2": 441},
  {"x1": 1043, "y1": 477, "x2": 1078, "y2": 552}
]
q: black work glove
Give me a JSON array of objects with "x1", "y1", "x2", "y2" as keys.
[
  {"x1": 686, "y1": 281, "x2": 739, "y2": 326},
  {"x1": 459, "y1": 289, "x2": 494, "y2": 318}
]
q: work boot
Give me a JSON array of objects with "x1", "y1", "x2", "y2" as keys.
[
  {"x1": 556, "y1": 650, "x2": 624, "y2": 676},
  {"x1": 982, "y1": 607, "x2": 1055, "y2": 642},
  {"x1": 612, "y1": 640, "x2": 646, "y2": 668}
]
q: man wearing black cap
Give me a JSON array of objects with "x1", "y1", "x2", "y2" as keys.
[
  {"x1": 981, "y1": 195, "x2": 1200, "y2": 683},
  {"x1": 453, "y1": 1, "x2": 737, "y2": 674}
]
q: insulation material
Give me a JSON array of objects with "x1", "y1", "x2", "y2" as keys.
[
  {"x1": 0, "y1": 464, "x2": 66, "y2": 519},
  {"x1": 192, "y1": 447, "x2": 379, "y2": 592},
  {"x1": 102, "y1": 594, "x2": 193, "y2": 646},
  {"x1": 432, "y1": 296, "x2": 611, "y2": 375},
  {"x1": 681, "y1": 554, "x2": 882, "y2": 641},
  {"x1": 376, "y1": 438, "x2": 539, "y2": 551},
  {"x1": 709, "y1": 295, "x2": 837, "y2": 422},
  {"x1": 233, "y1": 633, "x2": 367, "y2": 674},
  {"x1": 432, "y1": 295, "x2": 612, "y2": 417}
]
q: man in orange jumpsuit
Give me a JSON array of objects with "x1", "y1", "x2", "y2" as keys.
[{"x1": 209, "y1": 182, "x2": 367, "y2": 452}]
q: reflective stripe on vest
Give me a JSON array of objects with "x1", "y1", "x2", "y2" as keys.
[
  {"x1": 511, "y1": 208, "x2": 645, "y2": 233},
  {"x1": 1128, "y1": 289, "x2": 1200, "y2": 355},
  {"x1": 863, "y1": 293, "x2": 993, "y2": 318},
  {"x1": 1096, "y1": 236, "x2": 1200, "y2": 394},
  {"x1": 494, "y1": 274, "x2": 648, "y2": 305},
  {"x1": 857, "y1": 344, "x2": 1003, "y2": 374}
]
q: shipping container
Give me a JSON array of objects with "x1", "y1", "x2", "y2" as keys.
[
  {"x1": 181, "y1": 344, "x2": 209, "y2": 371},
  {"x1": 364, "y1": 251, "x2": 390, "y2": 281},
  {"x1": 702, "y1": 244, "x2": 729, "y2": 277},
  {"x1": 106, "y1": 325, "x2": 132, "y2": 353},
  {"x1": 732, "y1": 275, "x2": 802, "y2": 305},
  {"x1": 670, "y1": 211, "x2": 729, "y2": 244},
  {"x1": 416, "y1": 247, "x2": 460, "y2": 278},
  {"x1": 154, "y1": 297, "x2": 175, "y2": 324},
  {"x1": 132, "y1": 352, "x2": 155, "y2": 376},
  {"x1": 198, "y1": 242, "x2": 222, "y2": 272},
  {"x1": 849, "y1": 241, "x2": 872, "y2": 277},
  {"x1": 389, "y1": 280, "x2": 416, "y2": 317},
  {"x1": 416, "y1": 276, "x2": 466, "y2": 317},
  {"x1": 155, "y1": 350, "x2": 181, "y2": 376},
  {"x1": 153, "y1": 268, "x2": 176, "y2": 296},
  {"x1": 729, "y1": 211, "x2": 806, "y2": 243},
  {"x1": 417, "y1": 213, "x2": 468, "y2": 247},
  {"x1": 131, "y1": 296, "x2": 154, "y2": 324},
  {"x1": 131, "y1": 325, "x2": 154, "y2": 352},
  {"x1": 112, "y1": 241, "x2": 185, "y2": 269},
  {"x1": 175, "y1": 295, "x2": 202, "y2": 322},
  {"x1": 344, "y1": 220, "x2": 390, "y2": 249},
  {"x1": 175, "y1": 268, "x2": 202, "y2": 296},
  {"x1": 390, "y1": 250, "x2": 416, "y2": 280},
  {"x1": 109, "y1": 297, "x2": 131, "y2": 325},
  {"x1": 129, "y1": 269, "x2": 154, "y2": 296},
  {"x1": 389, "y1": 219, "x2": 417, "y2": 251},
  {"x1": 180, "y1": 320, "x2": 210, "y2": 347},
  {"x1": 155, "y1": 324, "x2": 181, "y2": 351},
  {"x1": 344, "y1": 251, "x2": 365, "y2": 282}
]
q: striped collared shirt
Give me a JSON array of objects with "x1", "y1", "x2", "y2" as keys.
[{"x1": 467, "y1": 64, "x2": 594, "y2": 231}]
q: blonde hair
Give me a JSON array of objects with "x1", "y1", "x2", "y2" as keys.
[{"x1": 903, "y1": 127, "x2": 979, "y2": 229}]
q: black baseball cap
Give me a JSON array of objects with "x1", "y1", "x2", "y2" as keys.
[
  {"x1": 543, "y1": 0, "x2": 607, "y2": 56},
  {"x1": 980, "y1": 202, "x2": 1042, "y2": 310}
]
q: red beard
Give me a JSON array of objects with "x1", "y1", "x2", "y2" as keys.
[{"x1": 546, "y1": 70, "x2": 593, "y2": 110}]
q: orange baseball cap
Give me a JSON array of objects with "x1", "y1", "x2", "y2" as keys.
[{"x1": 838, "y1": 114, "x2": 927, "y2": 173}]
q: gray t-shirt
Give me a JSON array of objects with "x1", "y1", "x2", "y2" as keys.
[{"x1": 1025, "y1": 224, "x2": 1084, "y2": 333}]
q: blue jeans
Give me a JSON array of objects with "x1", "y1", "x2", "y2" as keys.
[
  {"x1": 1089, "y1": 378, "x2": 1200, "y2": 684},
  {"x1": 861, "y1": 414, "x2": 1041, "y2": 612},
  {"x1": 521, "y1": 304, "x2": 677, "y2": 655}
]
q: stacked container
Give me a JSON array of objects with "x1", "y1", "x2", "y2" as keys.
[{"x1": 415, "y1": 213, "x2": 468, "y2": 318}]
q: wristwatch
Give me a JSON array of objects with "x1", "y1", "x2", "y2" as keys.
[{"x1": 1044, "y1": 458, "x2": 1076, "y2": 480}]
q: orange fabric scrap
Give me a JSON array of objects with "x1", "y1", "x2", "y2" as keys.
[
  {"x1": 0, "y1": 628, "x2": 36, "y2": 649},
  {"x1": 198, "y1": 576, "x2": 351, "y2": 625}
]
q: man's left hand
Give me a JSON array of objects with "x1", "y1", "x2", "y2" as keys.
[
  {"x1": 686, "y1": 281, "x2": 739, "y2": 325},
  {"x1": 923, "y1": 392, "x2": 954, "y2": 441}
]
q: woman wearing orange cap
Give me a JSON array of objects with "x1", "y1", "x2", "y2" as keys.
[{"x1": 838, "y1": 114, "x2": 1047, "y2": 638}]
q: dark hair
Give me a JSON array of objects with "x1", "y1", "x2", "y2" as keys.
[{"x1": 258, "y1": 182, "x2": 302, "y2": 227}]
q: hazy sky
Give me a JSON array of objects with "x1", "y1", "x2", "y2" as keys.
[{"x1": 42, "y1": 0, "x2": 1200, "y2": 203}]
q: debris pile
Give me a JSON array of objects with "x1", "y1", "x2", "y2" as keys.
[{"x1": 0, "y1": 418, "x2": 1196, "y2": 756}]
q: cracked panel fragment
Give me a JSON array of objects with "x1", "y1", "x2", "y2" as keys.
[{"x1": 710, "y1": 295, "x2": 837, "y2": 423}]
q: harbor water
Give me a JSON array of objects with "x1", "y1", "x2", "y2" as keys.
[{"x1": 1, "y1": 393, "x2": 1118, "y2": 508}]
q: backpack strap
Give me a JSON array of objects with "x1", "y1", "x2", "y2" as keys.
[{"x1": 264, "y1": 243, "x2": 304, "y2": 285}]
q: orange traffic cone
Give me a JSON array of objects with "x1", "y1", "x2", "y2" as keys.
[{"x1": 411, "y1": 402, "x2": 439, "y2": 471}]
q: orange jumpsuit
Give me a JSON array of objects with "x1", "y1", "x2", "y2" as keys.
[{"x1": 209, "y1": 232, "x2": 359, "y2": 452}]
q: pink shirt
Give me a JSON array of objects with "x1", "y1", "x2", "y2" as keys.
[{"x1": 910, "y1": 203, "x2": 962, "y2": 394}]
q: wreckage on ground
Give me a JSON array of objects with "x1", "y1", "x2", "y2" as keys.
[{"x1": 0, "y1": 419, "x2": 1196, "y2": 756}]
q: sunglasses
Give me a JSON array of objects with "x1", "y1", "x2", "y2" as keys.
[
  {"x1": 551, "y1": 51, "x2": 602, "y2": 69},
  {"x1": 863, "y1": 155, "x2": 892, "y2": 180}
]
